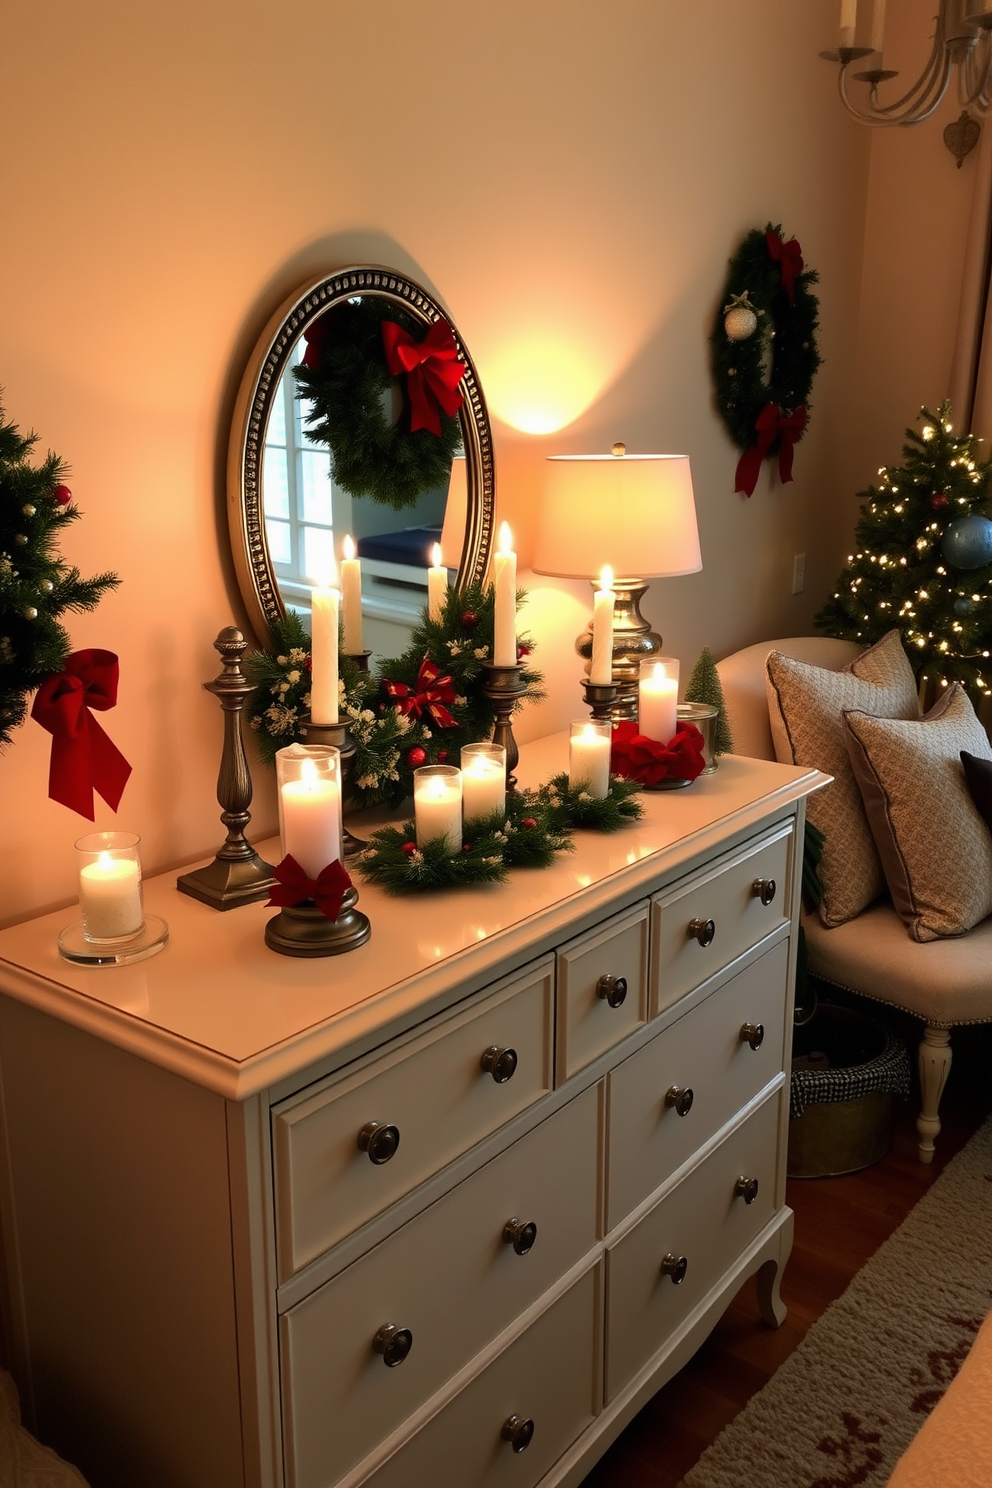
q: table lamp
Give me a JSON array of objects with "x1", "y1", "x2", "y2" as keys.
[{"x1": 532, "y1": 444, "x2": 701, "y2": 717}]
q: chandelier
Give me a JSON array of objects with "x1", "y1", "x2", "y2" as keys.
[{"x1": 822, "y1": 1, "x2": 992, "y2": 129}]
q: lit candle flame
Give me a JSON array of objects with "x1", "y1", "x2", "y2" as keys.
[
  {"x1": 343, "y1": 534, "x2": 356, "y2": 561},
  {"x1": 431, "y1": 542, "x2": 443, "y2": 569},
  {"x1": 599, "y1": 564, "x2": 614, "y2": 592},
  {"x1": 300, "y1": 757, "x2": 319, "y2": 789},
  {"x1": 498, "y1": 521, "x2": 513, "y2": 556},
  {"x1": 97, "y1": 851, "x2": 114, "y2": 872}
]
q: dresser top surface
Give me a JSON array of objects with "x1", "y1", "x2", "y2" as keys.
[{"x1": 0, "y1": 737, "x2": 824, "y2": 1099}]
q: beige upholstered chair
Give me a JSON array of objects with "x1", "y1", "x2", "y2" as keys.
[{"x1": 716, "y1": 637, "x2": 992, "y2": 1164}]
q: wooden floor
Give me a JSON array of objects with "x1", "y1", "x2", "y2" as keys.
[{"x1": 579, "y1": 1005, "x2": 992, "y2": 1488}]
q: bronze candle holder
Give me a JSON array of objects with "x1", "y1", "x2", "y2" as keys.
[
  {"x1": 480, "y1": 661, "x2": 527, "y2": 792},
  {"x1": 302, "y1": 718, "x2": 366, "y2": 856},
  {"x1": 581, "y1": 678, "x2": 620, "y2": 722},
  {"x1": 264, "y1": 884, "x2": 371, "y2": 958},
  {"x1": 346, "y1": 650, "x2": 372, "y2": 673}
]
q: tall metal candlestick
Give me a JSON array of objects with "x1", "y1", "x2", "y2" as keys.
[
  {"x1": 480, "y1": 660, "x2": 527, "y2": 792},
  {"x1": 302, "y1": 718, "x2": 366, "y2": 855}
]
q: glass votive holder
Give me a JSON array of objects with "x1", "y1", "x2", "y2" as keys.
[
  {"x1": 678, "y1": 701, "x2": 720, "y2": 773},
  {"x1": 461, "y1": 742, "x2": 507, "y2": 822},
  {"x1": 638, "y1": 657, "x2": 679, "y2": 743},
  {"x1": 76, "y1": 831, "x2": 144, "y2": 944},
  {"x1": 568, "y1": 718, "x2": 612, "y2": 800},
  {"x1": 276, "y1": 743, "x2": 342, "y2": 879},
  {"x1": 414, "y1": 764, "x2": 463, "y2": 853}
]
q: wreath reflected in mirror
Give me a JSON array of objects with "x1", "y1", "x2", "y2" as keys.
[{"x1": 293, "y1": 297, "x2": 466, "y2": 511}]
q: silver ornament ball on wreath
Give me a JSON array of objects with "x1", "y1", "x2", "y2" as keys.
[{"x1": 941, "y1": 514, "x2": 992, "y2": 570}]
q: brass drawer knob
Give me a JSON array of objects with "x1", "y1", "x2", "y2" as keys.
[
  {"x1": 735, "y1": 1175, "x2": 760, "y2": 1205},
  {"x1": 740, "y1": 1022, "x2": 765, "y2": 1051},
  {"x1": 596, "y1": 973, "x2": 628, "y2": 1009},
  {"x1": 501, "y1": 1414, "x2": 535, "y2": 1453},
  {"x1": 372, "y1": 1323, "x2": 413, "y2": 1367},
  {"x1": 502, "y1": 1217, "x2": 538, "y2": 1255},
  {"x1": 665, "y1": 1084, "x2": 694, "y2": 1117},
  {"x1": 687, "y1": 917, "x2": 716, "y2": 947},
  {"x1": 481, "y1": 1044, "x2": 518, "y2": 1084},
  {"x1": 357, "y1": 1121, "x2": 400, "y2": 1165},
  {"x1": 753, "y1": 877, "x2": 777, "y2": 906},
  {"x1": 661, "y1": 1252, "x2": 688, "y2": 1285}
]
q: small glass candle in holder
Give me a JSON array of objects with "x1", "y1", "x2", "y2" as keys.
[
  {"x1": 461, "y1": 742, "x2": 507, "y2": 822},
  {"x1": 677, "y1": 701, "x2": 719, "y2": 773},
  {"x1": 638, "y1": 657, "x2": 679, "y2": 743},
  {"x1": 276, "y1": 743, "x2": 342, "y2": 878},
  {"x1": 568, "y1": 719, "x2": 612, "y2": 800},
  {"x1": 414, "y1": 764, "x2": 463, "y2": 853},
  {"x1": 76, "y1": 831, "x2": 144, "y2": 943}
]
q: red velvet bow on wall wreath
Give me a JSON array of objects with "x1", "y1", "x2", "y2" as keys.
[{"x1": 710, "y1": 223, "x2": 822, "y2": 497}]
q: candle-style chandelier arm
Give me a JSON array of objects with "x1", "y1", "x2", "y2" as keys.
[
  {"x1": 837, "y1": 16, "x2": 952, "y2": 125},
  {"x1": 957, "y1": 25, "x2": 992, "y2": 107}
]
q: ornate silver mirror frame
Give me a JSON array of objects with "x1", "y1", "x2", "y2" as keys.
[{"x1": 227, "y1": 265, "x2": 495, "y2": 643}]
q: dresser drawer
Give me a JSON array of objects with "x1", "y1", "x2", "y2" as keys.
[
  {"x1": 358, "y1": 1266, "x2": 600, "y2": 1488},
  {"x1": 606, "y1": 1091, "x2": 781, "y2": 1399},
  {"x1": 281, "y1": 1085, "x2": 601, "y2": 1488},
  {"x1": 607, "y1": 938, "x2": 788, "y2": 1228},
  {"x1": 555, "y1": 901, "x2": 649, "y2": 1082},
  {"x1": 272, "y1": 959, "x2": 554, "y2": 1278},
  {"x1": 651, "y1": 823, "x2": 792, "y2": 1015}
]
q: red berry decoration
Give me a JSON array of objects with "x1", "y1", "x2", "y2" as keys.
[
  {"x1": 437, "y1": 749, "x2": 448, "y2": 763},
  {"x1": 53, "y1": 484, "x2": 72, "y2": 506},
  {"x1": 407, "y1": 745, "x2": 427, "y2": 768},
  {"x1": 463, "y1": 842, "x2": 471, "y2": 852},
  {"x1": 517, "y1": 643, "x2": 532, "y2": 661},
  {"x1": 401, "y1": 841, "x2": 417, "y2": 856},
  {"x1": 460, "y1": 610, "x2": 479, "y2": 630},
  {"x1": 520, "y1": 816, "x2": 537, "y2": 829},
  {"x1": 931, "y1": 492, "x2": 950, "y2": 509}
]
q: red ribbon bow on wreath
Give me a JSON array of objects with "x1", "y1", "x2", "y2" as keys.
[
  {"x1": 610, "y1": 720, "x2": 706, "y2": 787},
  {"x1": 384, "y1": 657, "x2": 458, "y2": 728},
  {"x1": 381, "y1": 318, "x2": 467, "y2": 436},
  {"x1": 30, "y1": 650, "x2": 132, "y2": 820},
  {"x1": 268, "y1": 855, "x2": 352, "y2": 921},
  {"x1": 766, "y1": 229, "x2": 804, "y2": 306},
  {"x1": 734, "y1": 402, "x2": 808, "y2": 498}
]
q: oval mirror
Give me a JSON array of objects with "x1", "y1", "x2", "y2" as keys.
[{"x1": 227, "y1": 266, "x2": 495, "y2": 659}]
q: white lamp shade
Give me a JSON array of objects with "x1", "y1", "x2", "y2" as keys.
[
  {"x1": 440, "y1": 455, "x2": 467, "y2": 570},
  {"x1": 533, "y1": 453, "x2": 702, "y2": 580}
]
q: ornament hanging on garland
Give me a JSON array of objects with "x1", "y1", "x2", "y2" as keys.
[
  {"x1": 711, "y1": 224, "x2": 821, "y2": 497},
  {"x1": 293, "y1": 297, "x2": 466, "y2": 511}
]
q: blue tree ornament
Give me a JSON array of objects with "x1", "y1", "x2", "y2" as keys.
[{"x1": 941, "y1": 514, "x2": 992, "y2": 570}]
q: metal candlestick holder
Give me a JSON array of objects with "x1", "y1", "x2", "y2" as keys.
[
  {"x1": 575, "y1": 578, "x2": 663, "y2": 720},
  {"x1": 177, "y1": 626, "x2": 276, "y2": 910},
  {"x1": 303, "y1": 719, "x2": 366, "y2": 856},
  {"x1": 480, "y1": 661, "x2": 527, "y2": 792},
  {"x1": 264, "y1": 884, "x2": 371, "y2": 958},
  {"x1": 582, "y1": 679, "x2": 619, "y2": 722},
  {"x1": 346, "y1": 650, "x2": 372, "y2": 673}
]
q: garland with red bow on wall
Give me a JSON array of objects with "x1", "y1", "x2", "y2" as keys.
[
  {"x1": 710, "y1": 224, "x2": 821, "y2": 497},
  {"x1": 293, "y1": 296, "x2": 466, "y2": 510}
]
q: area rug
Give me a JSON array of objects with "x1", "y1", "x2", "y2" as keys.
[{"x1": 678, "y1": 1114, "x2": 992, "y2": 1488}]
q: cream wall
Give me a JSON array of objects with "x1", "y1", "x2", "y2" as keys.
[{"x1": 0, "y1": 0, "x2": 871, "y2": 927}]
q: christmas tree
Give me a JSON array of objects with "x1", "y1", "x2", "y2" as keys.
[
  {"x1": 816, "y1": 401, "x2": 992, "y2": 696},
  {"x1": 684, "y1": 646, "x2": 734, "y2": 755},
  {"x1": 0, "y1": 401, "x2": 119, "y2": 747}
]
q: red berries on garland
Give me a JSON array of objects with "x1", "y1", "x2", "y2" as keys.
[
  {"x1": 401, "y1": 841, "x2": 417, "y2": 856},
  {"x1": 520, "y1": 817, "x2": 537, "y2": 829},
  {"x1": 406, "y1": 746, "x2": 427, "y2": 768},
  {"x1": 460, "y1": 610, "x2": 479, "y2": 630},
  {"x1": 931, "y1": 492, "x2": 950, "y2": 509},
  {"x1": 53, "y1": 484, "x2": 72, "y2": 506}
]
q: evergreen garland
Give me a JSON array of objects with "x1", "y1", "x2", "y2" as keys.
[
  {"x1": 684, "y1": 646, "x2": 735, "y2": 755},
  {"x1": 0, "y1": 400, "x2": 119, "y2": 748},
  {"x1": 710, "y1": 224, "x2": 821, "y2": 454},
  {"x1": 293, "y1": 298, "x2": 463, "y2": 510},
  {"x1": 536, "y1": 773, "x2": 644, "y2": 832},
  {"x1": 815, "y1": 402, "x2": 992, "y2": 694}
]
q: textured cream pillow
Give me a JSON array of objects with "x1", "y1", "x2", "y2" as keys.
[
  {"x1": 765, "y1": 631, "x2": 920, "y2": 927},
  {"x1": 843, "y1": 685, "x2": 992, "y2": 942}
]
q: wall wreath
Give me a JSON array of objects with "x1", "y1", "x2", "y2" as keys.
[
  {"x1": 293, "y1": 296, "x2": 466, "y2": 511},
  {"x1": 710, "y1": 224, "x2": 821, "y2": 497}
]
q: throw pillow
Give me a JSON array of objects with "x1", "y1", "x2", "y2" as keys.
[
  {"x1": 843, "y1": 685, "x2": 992, "y2": 941},
  {"x1": 765, "y1": 630, "x2": 920, "y2": 927},
  {"x1": 961, "y1": 749, "x2": 992, "y2": 835}
]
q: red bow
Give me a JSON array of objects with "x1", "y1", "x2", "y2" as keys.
[
  {"x1": 734, "y1": 402, "x2": 808, "y2": 497},
  {"x1": 300, "y1": 311, "x2": 334, "y2": 369},
  {"x1": 381, "y1": 318, "x2": 467, "y2": 435},
  {"x1": 30, "y1": 650, "x2": 132, "y2": 820},
  {"x1": 610, "y1": 721, "x2": 706, "y2": 787},
  {"x1": 766, "y1": 229, "x2": 804, "y2": 306},
  {"x1": 384, "y1": 657, "x2": 458, "y2": 728},
  {"x1": 268, "y1": 854, "x2": 352, "y2": 921}
]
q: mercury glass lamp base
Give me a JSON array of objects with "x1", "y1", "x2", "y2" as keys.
[{"x1": 58, "y1": 914, "x2": 170, "y2": 967}]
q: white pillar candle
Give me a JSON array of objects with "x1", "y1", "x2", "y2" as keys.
[
  {"x1": 280, "y1": 758, "x2": 341, "y2": 878},
  {"x1": 568, "y1": 720, "x2": 612, "y2": 800},
  {"x1": 638, "y1": 659, "x2": 679, "y2": 743},
  {"x1": 310, "y1": 568, "x2": 340, "y2": 725},
  {"x1": 414, "y1": 766, "x2": 463, "y2": 853},
  {"x1": 590, "y1": 564, "x2": 616, "y2": 686},
  {"x1": 839, "y1": 0, "x2": 858, "y2": 47},
  {"x1": 869, "y1": 0, "x2": 885, "y2": 52},
  {"x1": 340, "y1": 535, "x2": 364, "y2": 655},
  {"x1": 79, "y1": 853, "x2": 144, "y2": 941},
  {"x1": 492, "y1": 522, "x2": 517, "y2": 667},
  {"x1": 428, "y1": 542, "x2": 448, "y2": 624},
  {"x1": 461, "y1": 744, "x2": 506, "y2": 822}
]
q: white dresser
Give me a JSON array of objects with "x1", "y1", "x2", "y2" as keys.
[{"x1": 0, "y1": 743, "x2": 824, "y2": 1488}]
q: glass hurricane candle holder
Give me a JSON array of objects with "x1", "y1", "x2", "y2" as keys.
[
  {"x1": 568, "y1": 718, "x2": 612, "y2": 800},
  {"x1": 276, "y1": 743, "x2": 342, "y2": 877},
  {"x1": 414, "y1": 764, "x2": 463, "y2": 853},
  {"x1": 76, "y1": 831, "x2": 144, "y2": 943},
  {"x1": 461, "y1": 743, "x2": 506, "y2": 822},
  {"x1": 678, "y1": 701, "x2": 719, "y2": 773},
  {"x1": 638, "y1": 657, "x2": 679, "y2": 743}
]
